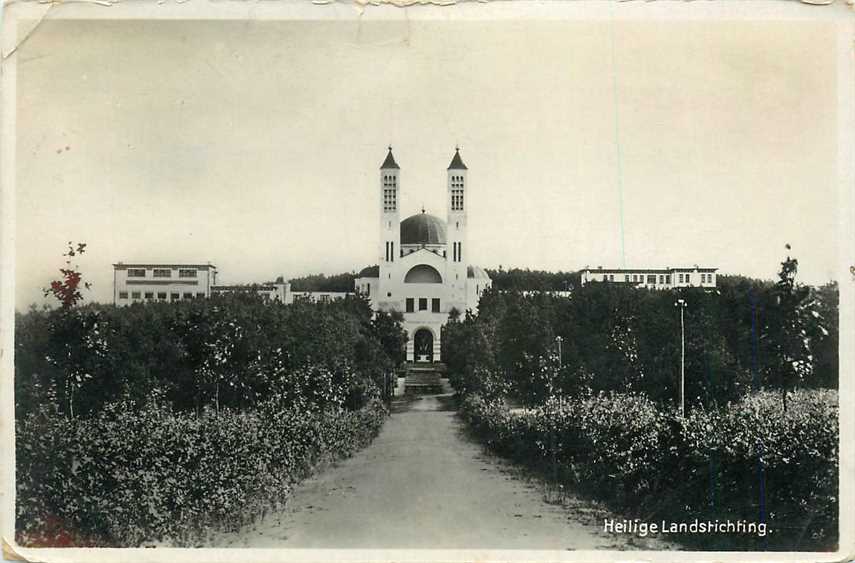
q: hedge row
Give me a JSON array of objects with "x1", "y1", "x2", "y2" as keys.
[
  {"x1": 445, "y1": 278, "x2": 839, "y2": 408},
  {"x1": 16, "y1": 397, "x2": 388, "y2": 547},
  {"x1": 460, "y1": 389, "x2": 838, "y2": 550},
  {"x1": 15, "y1": 294, "x2": 406, "y2": 418}
]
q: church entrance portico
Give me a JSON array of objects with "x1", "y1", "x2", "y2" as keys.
[
  {"x1": 406, "y1": 325, "x2": 440, "y2": 363},
  {"x1": 414, "y1": 328, "x2": 434, "y2": 362}
]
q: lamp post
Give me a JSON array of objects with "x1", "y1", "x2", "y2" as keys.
[{"x1": 674, "y1": 298, "x2": 687, "y2": 418}]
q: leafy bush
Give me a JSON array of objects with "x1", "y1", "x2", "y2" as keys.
[
  {"x1": 16, "y1": 397, "x2": 388, "y2": 547},
  {"x1": 15, "y1": 294, "x2": 405, "y2": 418},
  {"x1": 460, "y1": 389, "x2": 838, "y2": 550},
  {"x1": 14, "y1": 293, "x2": 404, "y2": 546},
  {"x1": 446, "y1": 275, "x2": 838, "y2": 408}
]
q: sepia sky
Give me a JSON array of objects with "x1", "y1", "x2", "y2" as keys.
[{"x1": 15, "y1": 17, "x2": 840, "y2": 308}]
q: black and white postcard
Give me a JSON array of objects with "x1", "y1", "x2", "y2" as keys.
[{"x1": 1, "y1": 2, "x2": 852, "y2": 562}]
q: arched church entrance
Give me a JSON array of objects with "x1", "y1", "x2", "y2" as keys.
[{"x1": 413, "y1": 328, "x2": 434, "y2": 363}]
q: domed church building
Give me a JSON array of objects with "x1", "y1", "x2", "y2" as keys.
[{"x1": 355, "y1": 148, "x2": 491, "y2": 363}]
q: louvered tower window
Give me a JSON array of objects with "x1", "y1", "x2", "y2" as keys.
[
  {"x1": 451, "y1": 175, "x2": 464, "y2": 211},
  {"x1": 383, "y1": 175, "x2": 397, "y2": 212}
]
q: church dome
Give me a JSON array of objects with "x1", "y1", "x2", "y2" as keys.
[{"x1": 400, "y1": 212, "x2": 446, "y2": 245}]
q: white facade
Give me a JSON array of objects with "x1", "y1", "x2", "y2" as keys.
[
  {"x1": 355, "y1": 148, "x2": 491, "y2": 363},
  {"x1": 580, "y1": 266, "x2": 718, "y2": 289},
  {"x1": 115, "y1": 267, "x2": 354, "y2": 306},
  {"x1": 113, "y1": 263, "x2": 218, "y2": 304},
  {"x1": 211, "y1": 279, "x2": 290, "y2": 302}
]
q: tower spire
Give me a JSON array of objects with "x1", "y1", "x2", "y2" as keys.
[
  {"x1": 447, "y1": 146, "x2": 467, "y2": 170},
  {"x1": 381, "y1": 146, "x2": 399, "y2": 170}
]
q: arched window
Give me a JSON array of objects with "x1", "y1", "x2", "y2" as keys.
[{"x1": 404, "y1": 264, "x2": 443, "y2": 283}]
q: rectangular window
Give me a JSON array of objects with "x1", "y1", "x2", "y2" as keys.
[
  {"x1": 391, "y1": 242, "x2": 394, "y2": 262},
  {"x1": 144, "y1": 292, "x2": 154, "y2": 299},
  {"x1": 153, "y1": 269, "x2": 172, "y2": 278},
  {"x1": 119, "y1": 291, "x2": 129, "y2": 299},
  {"x1": 406, "y1": 298, "x2": 414, "y2": 313},
  {"x1": 179, "y1": 269, "x2": 197, "y2": 278},
  {"x1": 647, "y1": 275, "x2": 656, "y2": 284},
  {"x1": 659, "y1": 275, "x2": 664, "y2": 284},
  {"x1": 170, "y1": 293, "x2": 180, "y2": 301},
  {"x1": 685, "y1": 274, "x2": 691, "y2": 284},
  {"x1": 678, "y1": 274, "x2": 684, "y2": 283},
  {"x1": 625, "y1": 274, "x2": 630, "y2": 282},
  {"x1": 157, "y1": 292, "x2": 167, "y2": 300},
  {"x1": 633, "y1": 274, "x2": 638, "y2": 282},
  {"x1": 432, "y1": 298, "x2": 440, "y2": 313},
  {"x1": 419, "y1": 298, "x2": 428, "y2": 311},
  {"x1": 131, "y1": 291, "x2": 141, "y2": 299},
  {"x1": 183, "y1": 292, "x2": 193, "y2": 299},
  {"x1": 196, "y1": 292, "x2": 206, "y2": 298},
  {"x1": 127, "y1": 268, "x2": 145, "y2": 278},
  {"x1": 609, "y1": 274, "x2": 615, "y2": 281},
  {"x1": 666, "y1": 275, "x2": 671, "y2": 284}
]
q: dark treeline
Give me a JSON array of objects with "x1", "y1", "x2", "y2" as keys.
[
  {"x1": 485, "y1": 267, "x2": 581, "y2": 292},
  {"x1": 288, "y1": 272, "x2": 358, "y2": 293},
  {"x1": 444, "y1": 274, "x2": 838, "y2": 408},
  {"x1": 15, "y1": 293, "x2": 407, "y2": 419}
]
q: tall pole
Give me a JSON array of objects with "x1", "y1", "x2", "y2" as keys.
[
  {"x1": 680, "y1": 304, "x2": 685, "y2": 418},
  {"x1": 675, "y1": 298, "x2": 686, "y2": 418}
]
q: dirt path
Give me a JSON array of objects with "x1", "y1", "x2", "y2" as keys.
[{"x1": 211, "y1": 393, "x2": 675, "y2": 550}]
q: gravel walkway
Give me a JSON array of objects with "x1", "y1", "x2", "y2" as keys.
[{"x1": 211, "y1": 392, "x2": 676, "y2": 550}]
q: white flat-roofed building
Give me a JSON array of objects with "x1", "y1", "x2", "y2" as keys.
[
  {"x1": 211, "y1": 279, "x2": 352, "y2": 304},
  {"x1": 290, "y1": 291, "x2": 352, "y2": 304},
  {"x1": 113, "y1": 263, "x2": 217, "y2": 304},
  {"x1": 210, "y1": 277, "x2": 290, "y2": 302},
  {"x1": 580, "y1": 266, "x2": 717, "y2": 290}
]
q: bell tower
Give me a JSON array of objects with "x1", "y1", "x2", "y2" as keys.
[
  {"x1": 447, "y1": 147, "x2": 468, "y2": 307},
  {"x1": 379, "y1": 147, "x2": 400, "y2": 305}
]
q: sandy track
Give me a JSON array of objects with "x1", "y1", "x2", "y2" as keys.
[{"x1": 211, "y1": 393, "x2": 675, "y2": 550}]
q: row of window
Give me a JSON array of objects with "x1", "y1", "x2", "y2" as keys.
[
  {"x1": 294, "y1": 294, "x2": 334, "y2": 303},
  {"x1": 601, "y1": 272, "x2": 713, "y2": 285},
  {"x1": 385, "y1": 241, "x2": 396, "y2": 262},
  {"x1": 127, "y1": 268, "x2": 198, "y2": 279},
  {"x1": 405, "y1": 297, "x2": 441, "y2": 313},
  {"x1": 119, "y1": 291, "x2": 205, "y2": 300}
]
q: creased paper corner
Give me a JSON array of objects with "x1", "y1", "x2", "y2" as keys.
[{"x1": 2, "y1": 537, "x2": 28, "y2": 562}]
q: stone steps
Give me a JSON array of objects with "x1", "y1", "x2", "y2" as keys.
[{"x1": 404, "y1": 363, "x2": 445, "y2": 395}]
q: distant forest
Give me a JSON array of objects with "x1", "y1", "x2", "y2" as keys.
[
  {"x1": 485, "y1": 268, "x2": 580, "y2": 291},
  {"x1": 289, "y1": 272, "x2": 358, "y2": 292},
  {"x1": 288, "y1": 268, "x2": 583, "y2": 293},
  {"x1": 287, "y1": 268, "x2": 790, "y2": 294}
]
